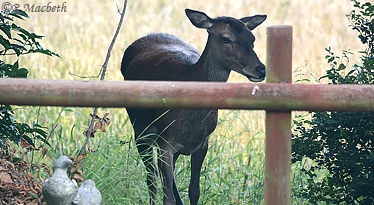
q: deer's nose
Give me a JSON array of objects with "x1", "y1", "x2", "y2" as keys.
[{"x1": 256, "y1": 64, "x2": 266, "y2": 78}]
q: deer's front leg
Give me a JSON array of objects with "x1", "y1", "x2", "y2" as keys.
[
  {"x1": 158, "y1": 148, "x2": 177, "y2": 205},
  {"x1": 189, "y1": 140, "x2": 208, "y2": 205}
]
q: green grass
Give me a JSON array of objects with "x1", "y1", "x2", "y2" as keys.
[
  {"x1": 83, "y1": 134, "x2": 150, "y2": 204},
  {"x1": 72, "y1": 112, "x2": 269, "y2": 204},
  {"x1": 13, "y1": 106, "x2": 310, "y2": 204},
  {"x1": 4, "y1": 0, "x2": 366, "y2": 204}
]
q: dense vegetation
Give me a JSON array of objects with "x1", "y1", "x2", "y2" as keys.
[
  {"x1": 0, "y1": 9, "x2": 59, "y2": 204},
  {"x1": 0, "y1": 9, "x2": 58, "y2": 151},
  {"x1": 292, "y1": 1, "x2": 374, "y2": 204}
]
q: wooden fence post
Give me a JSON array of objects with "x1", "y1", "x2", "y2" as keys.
[{"x1": 264, "y1": 25, "x2": 293, "y2": 205}]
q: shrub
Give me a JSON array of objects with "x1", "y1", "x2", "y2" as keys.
[
  {"x1": 0, "y1": 9, "x2": 58, "y2": 150},
  {"x1": 292, "y1": 1, "x2": 374, "y2": 204}
]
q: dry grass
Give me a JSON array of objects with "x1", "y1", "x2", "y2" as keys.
[{"x1": 14, "y1": 0, "x2": 363, "y2": 80}]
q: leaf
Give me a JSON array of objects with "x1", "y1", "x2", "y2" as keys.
[
  {"x1": 0, "y1": 35, "x2": 10, "y2": 50},
  {"x1": 83, "y1": 129, "x2": 95, "y2": 138},
  {"x1": 72, "y1": 174, "x2": 84, "y2": 182},
  {"x1": 41, "y1": 146, "x2": 48, "y2": 158},
  {"x1": 2, "y1": 15, "x2": 13, "y2": 22},
  {"x1": 29, "y1": 48, "x2": 60, "y2": 57},
  {"x1": 17, "y1": 27, "x2": 31, "y2": 38},
  {"x1": 12, "y1": 38, "x2": 24, "y2": 45},
  {"x1": 327, "y1": 56, "x2": 335, "y2": 63},
  {"x1": 10, "y1": 45, "x2": 21, "y2": 56},
  {"x1": 28, "y1": 32, "x2": 44, "y2": 40},
  {"x1": 14, "y1": 68, "x2": 28, "y2": 78},
  {"x1": 12, "y1": 60, "x2": 19, "y2": 70},
  {"x1": 10, "y1": 9, "x2": 29, "y2": 19},
  {"x1": 93, "y1": 113, "x2": 111, "y2": 132},
  {"x1": 20, "y1": 137, "x2": 29, "y2": 148},
  {"x1": 8, "y1": 13, "x2": 25, "y2": 20},
  {"x1": 16, "y1": 34, "x2": 27, "y2": 44},
  {"x1": 337, "y1": 63, "x2": 346, "y2": 71},
  {"x1": 75, "y1": 153, "x2": 87, "y2": 163},
  {"x1": 8, "y1": 9, "x2": 30, "y2": 20},
  {"x1": 0, "y1": 25, "x2": 11, "y2": 38},
  {"x1": 21, "y1": 135, "x2": 35, "y2": 148},
  {"x1": 34, "y1": 134, "x2": 51, "y2": 147},
  {"x1": 31, "y1": 127, "x2": 47, "y2": 137},
  {"x1": 0, "y1": 172, "x2": 13, "y2": 183},
  {"x1": 5, "y1": 61, "x2": 29, "y2": 78}
]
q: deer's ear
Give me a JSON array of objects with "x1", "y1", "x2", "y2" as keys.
[
  {"x1": 185, "y1": 9, "x2": 214, "y2": 29},
  {"x1": 240, "y1": 15, "x2": 267, "y2": 30}
]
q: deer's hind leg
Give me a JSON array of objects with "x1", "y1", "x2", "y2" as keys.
[
  {"x1": 157, "y1": 144, "x2": 181, "y2": 205},
  {"x1": 172, "y1": 153, "x2": 184, "y2": 205},
  {"x1": 132, "y1": 120, "x2": 160, "y2": 205}
]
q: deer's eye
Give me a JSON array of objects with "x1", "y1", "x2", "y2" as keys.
[{"x1": 222, "y1": 37, "x2": 232, "y2": 44}]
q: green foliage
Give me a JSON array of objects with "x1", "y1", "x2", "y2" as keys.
[
  {"x1": 0, "y1": 9, "x2": 59, "y2": 58},
  {"x1": 320, "y1": 0, "x2": 374, "y2": 85},
  {"x1": 292, "y1": 1, "x2": 374, "y2": 204},
  {"x1": 0, "y1": 9, "x2": 58, "y2": 149},
  {"x1": 0, "y1": 105, "x2": 50, "y2": 147},
  {"x1": 350, "y1": 1, "x2": 374, "y2": 54},
  {"x1": 292, "y1": 111, "x2": 374, "y2": 204}
]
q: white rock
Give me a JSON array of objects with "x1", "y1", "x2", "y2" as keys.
[
  {"x1": 73, "y1": 179, "x2": 102, "y2": 205},
  {"x1": 42, "y1": 155, "x2": 78, "y2": 205}
]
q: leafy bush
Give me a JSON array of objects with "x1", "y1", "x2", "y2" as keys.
[
  {"x1": 292, "y1": 1, "x2": 374, "y2": 204},
  {"x1": 0, "y1": 9, "x2": 58, "y2": 150}
]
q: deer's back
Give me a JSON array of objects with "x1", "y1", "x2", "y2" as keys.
[{"x1": 121, "y1": 33, "x2": 200, "y2": 81}]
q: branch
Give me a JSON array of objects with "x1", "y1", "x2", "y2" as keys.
[
  {"x1": 68, "y1": 69, "x2": 102, "y2": 79},
  {"x1": 78, "y1": 0, "x2": 128, "y2": 155}
]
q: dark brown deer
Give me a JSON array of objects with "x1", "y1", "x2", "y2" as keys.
[{"x1": 121, "y1": 8, "x2": 266, "y2": 205}]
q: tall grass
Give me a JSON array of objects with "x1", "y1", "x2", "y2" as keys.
[{"x1": 6, "y1": 0, "x2": 365, "y2": 204}]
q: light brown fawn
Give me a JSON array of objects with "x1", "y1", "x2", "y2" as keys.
[{"x1": 121, "y1": 8, "x2": 266, "y2": 205}]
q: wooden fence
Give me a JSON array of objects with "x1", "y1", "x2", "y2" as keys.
[{"x1": 1, "y1": 26, "x2": 374, "y2": 205}]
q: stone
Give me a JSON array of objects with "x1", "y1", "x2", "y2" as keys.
[
  {"x1": 73, "y1": 179, "x2": 102, "y2": 205},
  {"x1": 42, "y1": 155, "x2": 78, "y2": 205}
]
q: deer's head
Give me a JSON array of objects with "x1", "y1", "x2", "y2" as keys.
[{"x1": 186, "y1": 9, "x2": 266, "y2": 82}]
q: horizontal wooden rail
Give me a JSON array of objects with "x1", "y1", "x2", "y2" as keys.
[{"x1": 1, "y1": 78, "x2": 374, "y2": 112}]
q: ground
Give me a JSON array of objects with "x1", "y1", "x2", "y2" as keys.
[{"x1": 0, "y1": 153, "x2": 46, "y2": 205}]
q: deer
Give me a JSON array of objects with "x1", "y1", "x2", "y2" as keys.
[{"x1": 120, "y1": 8, "x2": 266, "y2": 205}]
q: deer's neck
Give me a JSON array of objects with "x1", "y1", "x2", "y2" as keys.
[{"x1": 192, "y1": 37, "x2": 231, "y2": 82}]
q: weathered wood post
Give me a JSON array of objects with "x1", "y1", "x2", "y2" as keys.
[{"x1": 264, "y1": 25, "x2": 293, "y2": 205}]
